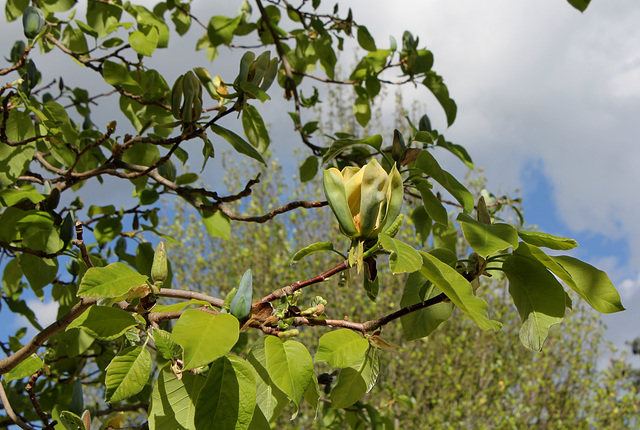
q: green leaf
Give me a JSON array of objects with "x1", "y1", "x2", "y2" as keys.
[
  {"x1": 291, "y1": 241, "x2": 334, "y2": 264},
  {"x1": 242, "y1": 106, "x2": 270, "y2": 152},
  {"x1": 357, "y1": 26, "x2": 377, "y2": 51},
  {"x1": 410, "y1": 205, "x2": 432, "y2": 245},
  {"x1": 211, "y1": 124, "x2": 266, "y2": 165},
  {"x1": 20, "y1": 253, "x2": 58, "y2": 292},
  {"x1": 503, "y1": 246, "x2": 566, "y2": 351},
  {"x1": 353, "y1": 97, "x2": 371, "y2": 127},
  {"x1": 303, "y1": 375, "x2": 321, "y2": 419},
  {"x1": 551, "y1": 255, "x2": 625, "y2": 313},
  {"x1": 264, "y1": 336, "x2": 314, "y2": 410},
  {"x1": 149, "y1": 364, "x2": 206, "y2": 430},
  {"x1": 5, "y1": 0, "x2": 29, "y2": 21},
  {"x1": 194, "y1": 356, "x2": 256, "y2": 430},
  {"x1": 247, "y1": 406, "x2": 270, "y2": 430},
  {"x1": 208, "y1": 15, "x2": 241, "y2": 46},
  {"x1": 456, "y1": 213, "x2": 518, "y2": 257},
  {"x1": 315, "y1": 329, "x2": 369, "y2": 368},
  {"x1": 419, "y1": 251, "x2": 501, "y2": 331},
  {"x1": 94, "y1": 217, "x2": 122, "y2": 245},
  {"x1": 3, "y1": 354, "x2": 42, "y2": 382},
  {"x1": 0, "y1": 187, "x2": 45, "y2": 206},
  {"x1": 153, "y1": 328, "x2": 182, "y2": 360},
  {"x1": 400, "y1": 271, "x2": 454, "y2": 341},
  {"x1": 129, "y1": 26, "x2": 159, "y2": 56},
  {"x1": 422, "y1": 71, "x2": 457, "y2": 126},
  {"x1": 321, "y1": 135, "x2": 383, "y2": 165},
  {"x1": 201, "y1": 210, "x2": 231, "y2": 239},
  {"x1": 330, "y1": 348, "x2": 379, "y2": 409},
  {"x1": 517, "y1": 231, "x2": 578, "y2": 250},
  {"x1": 299, "y1": 155, "x2": 318, "y2": 183},
  {"x1": 247, "y1": 338, "x2": 289, "y2": 422},
  {"x1": 414, "y1": 150, "x2": 473, "y2": 213},
  {"x1": 58, "y1": 410, "x2": 87, "y2": 430},
  {"x1": 415, "y1": 180, "x2": 448, "y2": 226},
  {"x1": 567, "y1": 0, "x2": 590, "y2": 12},
  {"x1": 77, "y1": 262, "x2": 148, "y2": 298},
  {"x1": 0, "y1": 110, "x2": 35, "y2": 185},
  {"x1": 105, "y1": 346, "x2": 152, "y2": 402},
  {"x1": 61, "y1": 26, "x2": 89, "y2": 54},
  {"x1": 86, "y1": 2, "x2": 121, "y2": 38},
  {"x1": 432, "y1": 219, "x2": 457, "y2": 254},
  {"x1": 67, "y1": 306, "x2": 137, "y2": 340},
  {"x1": 103, "y1": 60, "x2": 138, "y2": 87},
  {"x1": 378, "y1": 234, "x2": 422, "y2": 274},
  {"x1": 172, "y1": 310, "x2": 239, "y2": 369}
]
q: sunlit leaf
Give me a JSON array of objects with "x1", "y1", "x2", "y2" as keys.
[
  {"x1": 105, "y1": 346, "x2": 152, "y2": 402},
  {"x1": 315, "y1": 329, "x2": 369, "y2": 368},
  {"x1": 172, "y1": 310, "x2": 239, "y2": 369}
]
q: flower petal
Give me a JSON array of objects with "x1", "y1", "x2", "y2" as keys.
[
  {"x1": 381, "y1": 163, "x2": 404, "y2": 232},
  {"x1": 359, "y1": 159, "x2": 388, "y2": 238},
  {"x1": 323, "y1": 168, "x2": 359, "y2": 238}
]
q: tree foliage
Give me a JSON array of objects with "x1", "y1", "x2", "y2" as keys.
[{"x1": 0, "y1": 0, "x2": 629, "y2": 429}]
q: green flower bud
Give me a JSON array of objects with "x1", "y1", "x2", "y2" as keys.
[
  {"x1": 22, "y1": 6, "x2": 45, "y2": 39},
  {"x1": 171, "y1": 71, "x2": 203, "y2": 123},
  {"x1": 230, "y1": 269, "x2": 253, "y2": 320},
  {"x1": 323, "y1": 158, "x2": 403, "y2": 241},
  {"x1": 151, "y1": 242, "x2": 168, "y2": 286}
]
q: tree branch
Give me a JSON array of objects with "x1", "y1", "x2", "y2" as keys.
[
  {"x1": 0, "y1": 297, "x2": 97, "y2": 375},
  {"x1": 157, "y1": 289, "x2": 224, "y2": 308},
  {"x1": 254, "y1": 260, "x2": 348, "y2": 305},
  {"x1": 0, "y1": 381, "x2": 35, "y2": 430}
]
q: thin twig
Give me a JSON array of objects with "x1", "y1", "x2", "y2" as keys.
[
  {"x1": 25, "y1": 369, "x2": 51, "y2": 427},
  {"x1": 157, "y1": 289, "x2": 225, "y2": 308},
  {"x1": 72, "y1": 222, "x2": 92, "y2": 268},
  {"x1": 0, "y1": 378, "x2": 37, "y2": 430},
  {"x1": 254, "y1": 260, "x2": 348, "y2": 305},
  {"x1": 218, "y1": 200, "x2": 328, "y2": 223}
]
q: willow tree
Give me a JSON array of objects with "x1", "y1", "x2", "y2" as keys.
[{"x1": 0, "y1": 0, "x2": 624, "y2": 429}]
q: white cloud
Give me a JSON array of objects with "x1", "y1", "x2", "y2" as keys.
[
  {"x1": 14, "y1": 300, "x2": 58, "y2": 338},
  {"x1": 353, "y1": 0, "x2": 640, "y2": 268}
]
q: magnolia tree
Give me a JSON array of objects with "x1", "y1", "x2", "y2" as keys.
[{"x1": 0, "y1": 0, "x2": 624, "y2": 429}]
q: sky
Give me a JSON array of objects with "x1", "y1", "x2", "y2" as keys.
[{"x1": 1, "y1": 0, "x2": 639, "y2": 362}]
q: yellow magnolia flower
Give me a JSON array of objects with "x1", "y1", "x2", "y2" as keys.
[{"x1": 323, "y1": 158, "x2": 403, "y2": 241}]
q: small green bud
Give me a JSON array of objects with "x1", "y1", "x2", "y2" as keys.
[
  {"x1": 230, "y1": 269, "x2": 253, "y2": 320},
  {"x1": 151, "y1": 242, "x2": 168, "y2": 286},
  {"x1": 277, "y1": 329, "x2": 300, "y2": 339},
  {"x1": 391, "y1": 129, "x2": 406, "y2": 164},
  {"x1": 22, "y1": 6, "x2": 45, "y2": 39}
]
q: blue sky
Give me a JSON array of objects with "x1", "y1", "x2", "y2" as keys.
[{"x1": 1, "y1": 0, "x2": 639, "y2": 361}]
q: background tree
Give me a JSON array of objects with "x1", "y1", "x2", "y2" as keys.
[
  {"x1": 164, "y1": 160, "x2": 640, "y2": 429},
  {"x1": 0, "y1": 0, "x2": 628, "y2": 429}
]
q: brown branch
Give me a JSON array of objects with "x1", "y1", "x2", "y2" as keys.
[
  {"x1": 157, "y1": 289, "x2": 225, "y2": 308},
  {"x1": 0, "y1": 241, "x2": 64, "y2": 259},
  {"x1": 291, "y1": 293, "x2": 448, "y2": 334},
  {"x1": 0, "y1": 381, "x2": 36, "y2": 430},
  {"x1": 218, "y1": 200, "x2": 328, "y2": 223},
  {"x1": 254, "y1": 260, "x2": 348, "y2": 305},
  {"x1": 0, "y1": 297, "x2": 96, "y2": 374},
  {"x1": 0, "y1": 44, "x2": 33, "y2": 76},
  {"x1": 72, "y1": 222, "x2": 93, "y2": 268},
  {"x1": 44, "y1": 35, "x2": 100, "y2": 71},
  {"x1": 25, "y1": 369, "x2": 51, "y2": 427}
]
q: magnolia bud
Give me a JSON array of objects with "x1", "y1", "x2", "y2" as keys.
[{"x1": 151, "y1": 242, "x2": 168, "y2": 286}]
